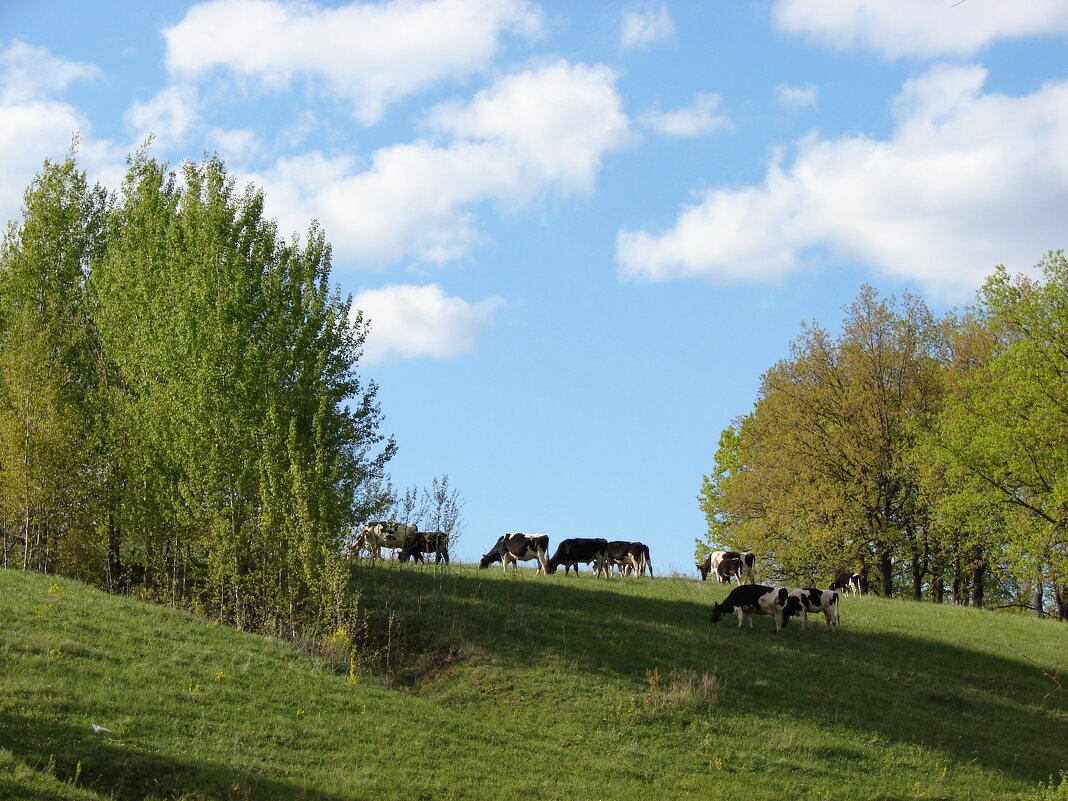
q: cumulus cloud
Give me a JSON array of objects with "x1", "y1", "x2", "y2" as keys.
[
  {"x1": 642, "y1": 92, "x2": 730, "y2": 138},
  {"x1": 1, "y1": 40, "x2": 97, "y2": 103},
  {"x1": 125, "y1": 84, "x2": 199, "y2": 147},
  {"x1": 0, "y1": 42, "x2": 123, "y2": 229},
  {"x1": 252, "y1": 61, "x2": 628, "y2": 266},
  {"x1": 620, "y1": 5, "x2": 674, "y2": 49},
  {"x1": 353, "y1": 283, "x2": 503, "y2": 363},
  {"x1": 163, "y1": 0, "x2": 542, "y2": 124},
  {"x1": 776, "y1": 83, "x2": 818, "y2": 110},
  {"x1": 617, "y1": 64, "x2": 1068, "y2": 299},
  {"x1": 773, "y1": 0, "x2": 1068, "y2": 59}
]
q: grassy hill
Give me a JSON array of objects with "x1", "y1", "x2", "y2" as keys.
[{"x1": 2, "y1": 564, "x2": 1066, "y2": 800}]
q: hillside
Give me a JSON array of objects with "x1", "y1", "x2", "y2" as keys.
[{"x1": 2, "y1": 565, "x2": 1066, "y2": 800}]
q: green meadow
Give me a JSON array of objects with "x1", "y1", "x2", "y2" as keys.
[{"x1": 3, "y1": 564, "x2": 1066, "y2": 800}]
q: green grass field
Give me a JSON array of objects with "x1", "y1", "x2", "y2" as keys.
[{"x1": 2, "y1": 564, "x2": 1066, "y2": 800}]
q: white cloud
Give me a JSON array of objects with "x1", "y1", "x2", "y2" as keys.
[
  {"x1": 252, "y1": 62, "x2": 628, "y2": 266},
  {"x1": 163, "y1": 0, "x2": 542, "y2": 124},
  {"x1": 0, "y1": 42, "x2": 123, "y2": 230},
  {"x1": 617, "y1": 64, "x2": 1068, "y2": 299},
  {"x1": 643, "y1": 92, "x2": 730, "y2": 138},
  {"x1": 773, "y1": 0, "x2": 1068, "y2": 59},
  {"x1": 620, "y1": 5, "x2": 674, "y2": 49},
  {"x1": 207, "y1": 127, "x2": 260, "y2": 162},
  {"x1": 353, "y1": 283, "x2": 503, "y2": 363},
  {"x1": 125, "y1": 84, "x2": 199, "y2": 147},
  {"x1": 1, "y1": 40, "x2": 97, "y2": 103},
  {"x1": 776, "y1": 83, "x2": 818, "y2": 110}
]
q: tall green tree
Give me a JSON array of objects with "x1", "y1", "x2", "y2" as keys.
[
  {"x1": 933, "y1": 252, "x2": 1068, "y2": 618},
  {"x1": 0, "y1": 151, "x2": 108, "y2": 575}
]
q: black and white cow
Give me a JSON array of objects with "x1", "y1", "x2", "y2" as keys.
[
  {"x1": 709, "y1": 584, "x2": 790, "y2": 632},
  {"x1": 698, "y1": 550, "x2": 756, "y2": 583},
  {"x1": 635, "y1": 542, "x2": 653, "y2": 577},
  {"x1": 784, "y1": 588, "x2": 839, "y2": 630},
  {"x1": 829, "y1": 570, "x2": 863, "y2": 596},
  {"x1": 546, "y1": 538, "x2": 610, "y2": 577},
  {"x1": 398, "y1": 531, "x2": 450, "y2": 564},
  {"x1": 349, "y1": 521, "x2": 418, "y2": 559},
  {"x1": 479, "y1": 533, "x2": 550, "y2": 573},
  {"x1": 605, "y1": 541, "x2": 644, "y2": 577}
]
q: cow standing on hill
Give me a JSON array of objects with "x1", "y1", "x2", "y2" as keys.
[
  {"x1": 546, "y1": 538, "x2": 610, "y2": 577},
  {"x1": 698, "y1": 550, "x2": 756, "y2": 583},
  {"x1": 710, "y1": 584, "x2": 790, "y2": 632},
  {"x1": 830, "y1": 570, "x2": 863, "y2": 596},
  {"x1": 349, "y1": 522, "x2": 417, "y2": 559},
  {"x1": 399, "y1": 531, "x2": 450, "y2": 564},
  {"x1": 784, "y1": 588, "x2": 840, "y2": 629},
  {"x1": 479, "y1": 533, "x2": 550, "y2": 573}
]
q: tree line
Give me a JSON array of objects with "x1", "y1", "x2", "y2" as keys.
[
  {"x1": 698, "y1": 253, "x2": 1068, "y2": 620},
  {"x1": 0, "y1": 149, "x2": 396, "y2": 634}
]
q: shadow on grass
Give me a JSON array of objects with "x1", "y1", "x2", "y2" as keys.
[
  {"x1": 0, "y1": 709, "x2": 342, "y2": 801},
  {"x1": 354, "y1": 561, "x2": 1068, "y2": 783}
]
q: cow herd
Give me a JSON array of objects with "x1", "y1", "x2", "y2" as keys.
[
  {"x1": 477, "y1": 533, "x2": 654, "y2": 578},
  {"x1": 348, "y1": 524, "x2": 852, "y2": 632}
]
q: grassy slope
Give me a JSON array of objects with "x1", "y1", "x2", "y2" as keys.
[{"x1": 2, "y1": 565, "x2": 1066, "y2": 801}]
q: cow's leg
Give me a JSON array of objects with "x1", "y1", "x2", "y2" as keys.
[{"x1": 736, "y1": 609, "x2": 745, "y2": 629}]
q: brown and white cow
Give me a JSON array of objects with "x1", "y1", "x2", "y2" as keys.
[
  {"x1": 709, "y1": 584, "x2": 790, "y2": 632},
  {"x1": 479, "y1": 533, "x2": 550, "y2": 573}
]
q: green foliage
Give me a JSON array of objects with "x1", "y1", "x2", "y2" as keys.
[
  {"x1": 0, "y1": 149, "x2": 394, "y2": 633},
  {"x1": 699, "y1": 261, "x2": 1068, "y2": 613}
]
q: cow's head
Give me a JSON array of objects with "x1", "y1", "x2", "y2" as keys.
[
  {"x1": 697, "y1": 563, "x2": 710, "y2": 581},
  {"x1": 709, "y1": 602, "x2": 724, "y2": 624}
]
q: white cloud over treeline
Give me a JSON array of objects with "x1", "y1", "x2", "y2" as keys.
[
  {"x1": 617, "y1": 65, "x2": 1068, "y2": 298},
  {"x1": 353, "y1": 283, "x2": 503, "y2": 363}
]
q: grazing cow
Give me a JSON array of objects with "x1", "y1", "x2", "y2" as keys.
[
  {"x1": 546, "y1": 538, "x2": 610, "y2": 577},
  {"x1": 784, "y1": 588, "x2": 839, "y2": 629},
  {"x1": 709, "y1": 584, "x2": 790, "y2": 632},
  {"x1": 716, "y1": 557, "x2": 743, "y2": 584},
  {"x1": 605, "y1": 541, "x2": 644, "y2": 577},
  {"x1": 698, "y1": 550, "x2": 756, "y2": 583},
  {"x1": 399, "y1": 531, "x2": 450, "y2": 564},
  {"x1": 479, "y1": 533, "x2": 550, "y2": 573},
  {"x1": 349, "y1": 521, "x2": 417, "y2": 559},
  {"x1": 829, "y1": 570, "x2": 863, "y2": 596}
]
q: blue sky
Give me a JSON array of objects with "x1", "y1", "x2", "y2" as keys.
[{"x1": 3, "y1": 1, "x2": 1067, "y2": 573}]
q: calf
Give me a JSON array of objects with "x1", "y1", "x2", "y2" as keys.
[
  {"x1": 784, "y1": 588, "x2": 839, "y2": 630},
  {"x1": 715, "y1": 557, "x2": 743, "y2": 584},
  {"x1": 635, "y1": 542, "x2": 653, "y2": 577},
  {"x1": 399, "y1": 531, "x2": 450, "y2": 564},
  {"x1": 709, "y1": 584, "x2": 790, "y2": 632},
  {"x1": 546, "y1": 538, "x2": 609, "y2": 577},
  {"x1": 479, "y1": 533, "x2": 550, "y2": 573}
]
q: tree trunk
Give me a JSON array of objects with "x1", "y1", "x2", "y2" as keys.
[
  {"x1": 878, "y1": 549, "x2": 893, "y2": 597},
  {"x1": 969, "y1": 560, "x2": 986, "y2": 608},
  {"x1": 952, "y1": 555, "x2": 962, "y2": 605},
  {"x1": 1032, "y1": 569, "x2": 1044, "y2": 619},
  {"x1": 108, "y1": 509, "x2": 122, "y2": 590},
  {"x1": 931, "y1": 563, "x2": 945, "y2": 603},
  {"x1": 1055, "y1": 585, "x2": 1067, "y2": 622}
]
